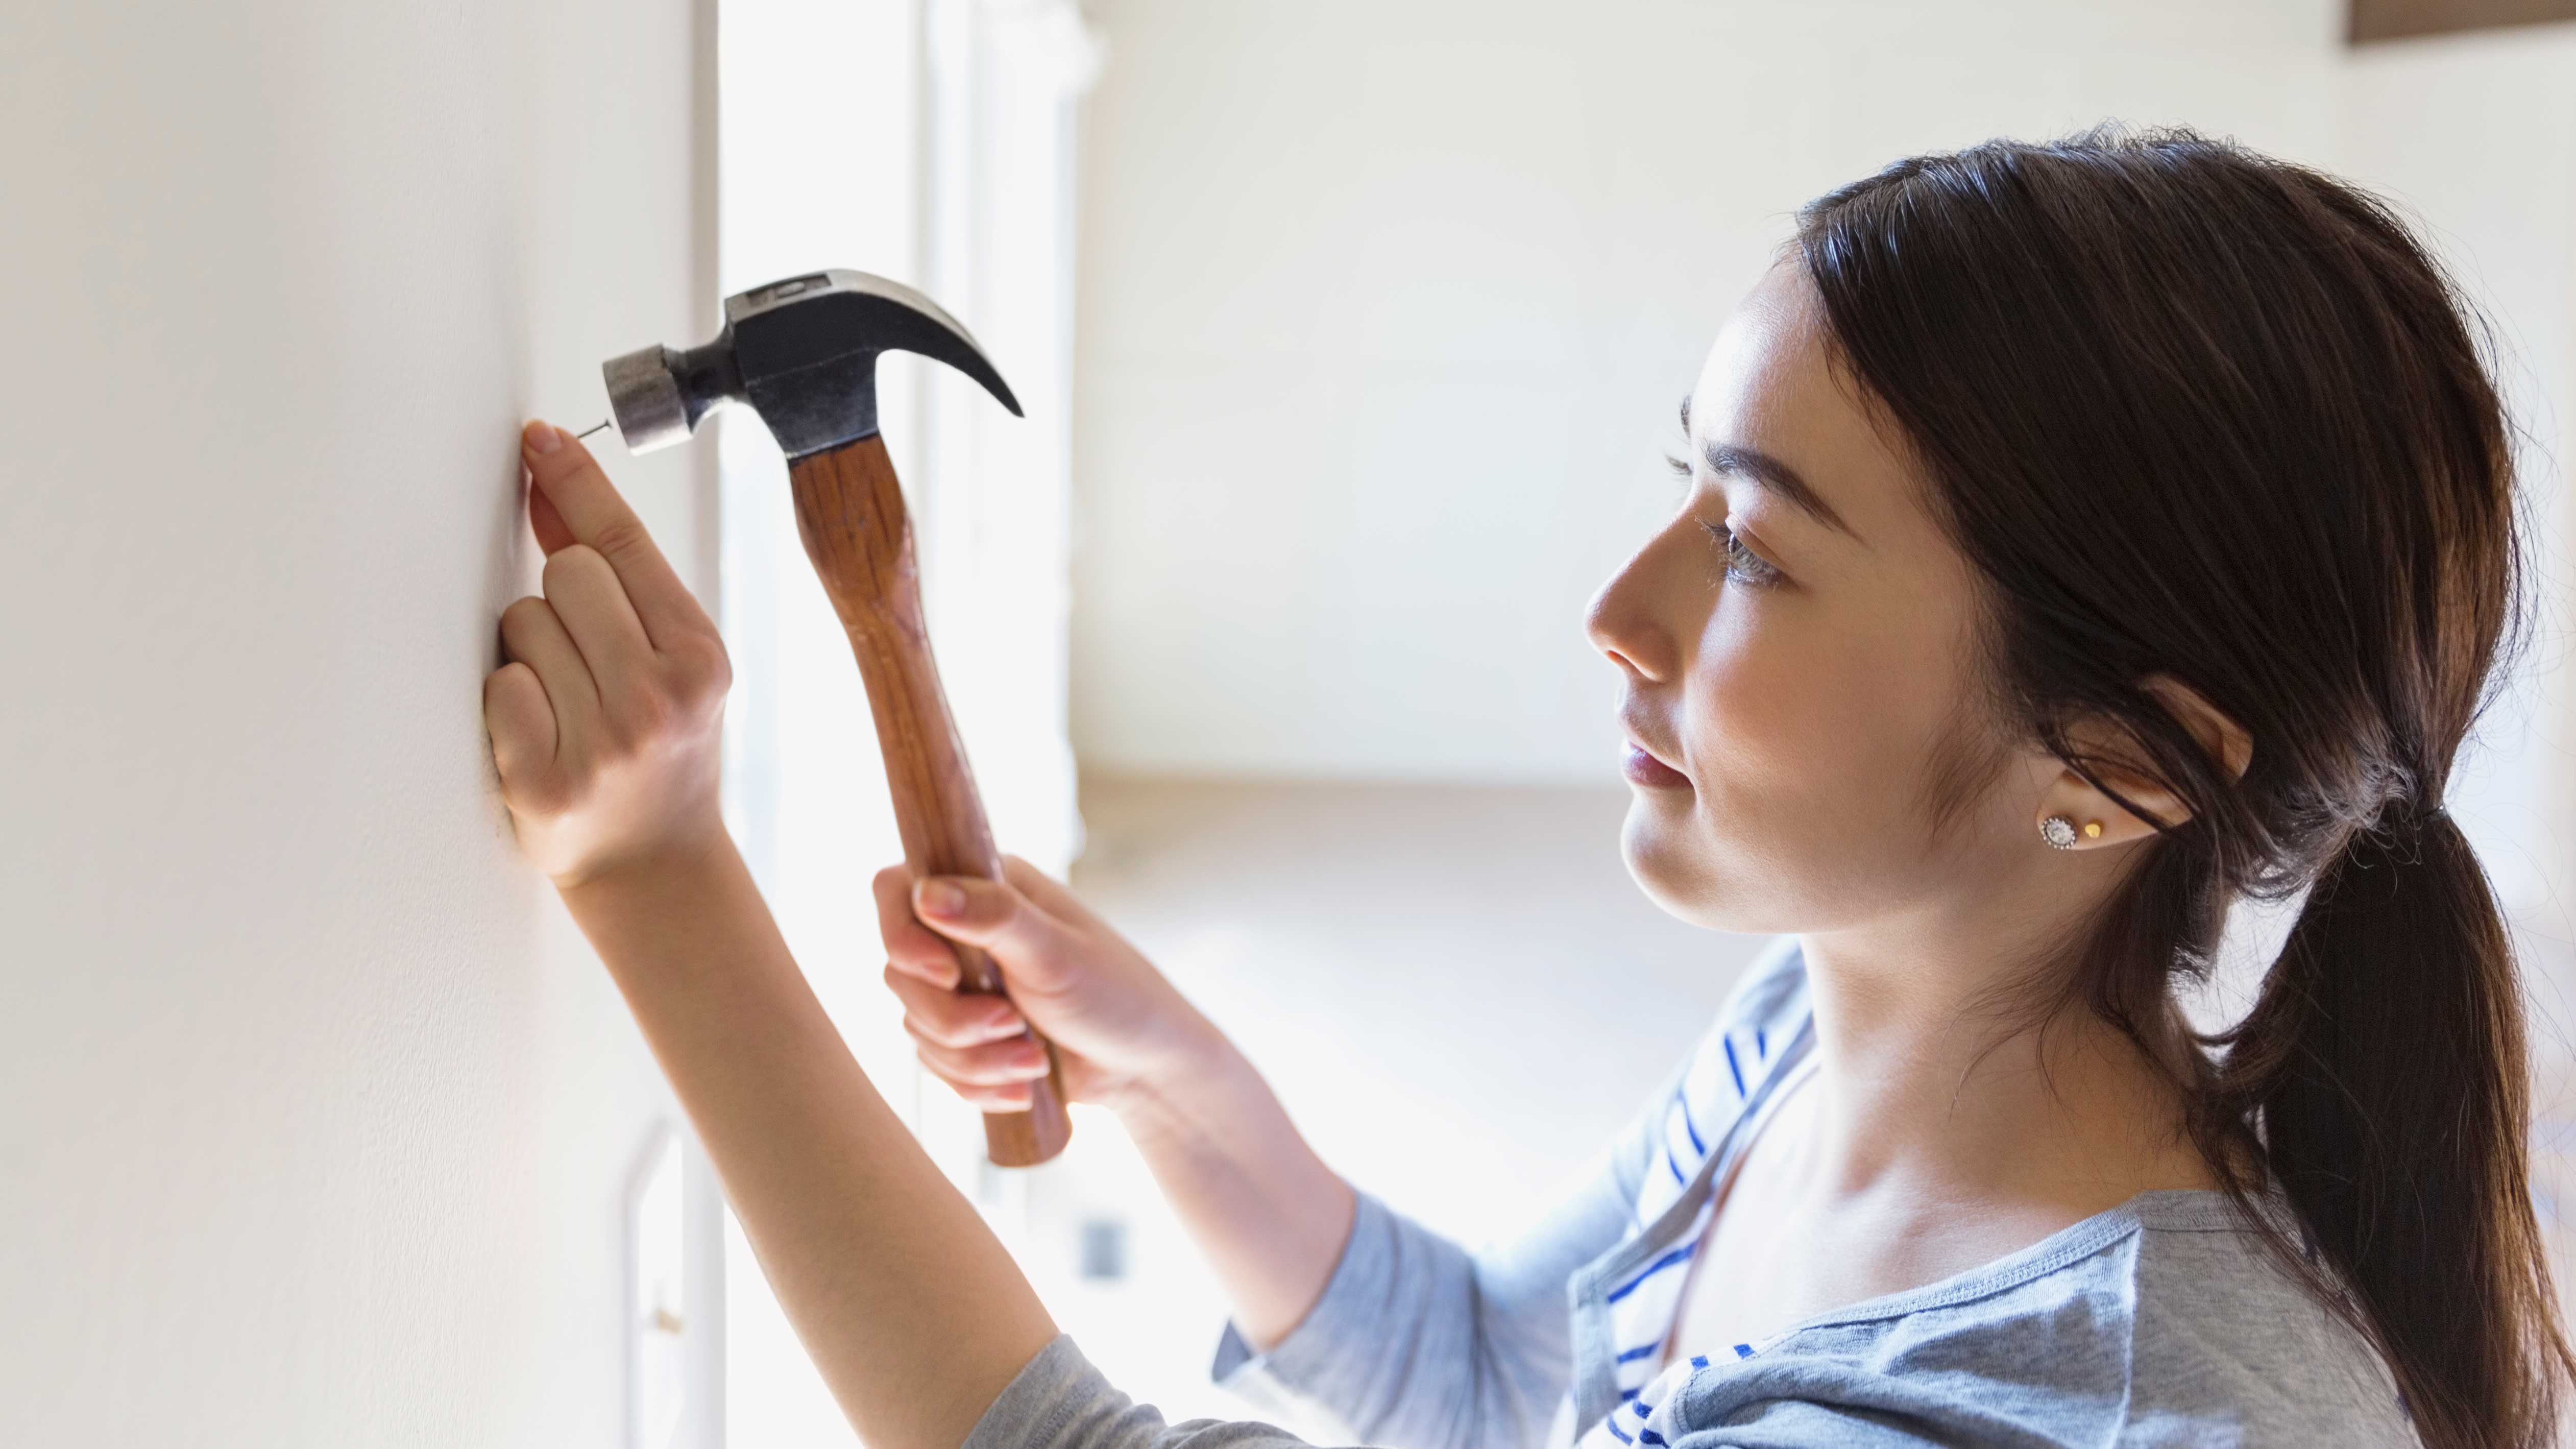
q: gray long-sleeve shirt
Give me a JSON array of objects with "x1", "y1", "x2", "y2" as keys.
[{"x1": 964, "y1": 938, "x2": 2417, "y2": 1448}]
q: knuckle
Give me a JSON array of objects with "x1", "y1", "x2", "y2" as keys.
[
  {"x1": 539, "y1": 545, "x2": 599, "y2": 592},
  {"x1": 667, "y1": 637, "x2": 732, "y2": 714},
  {"x1": 510, "y1": 764, "x2": 574, "y2": 815},
  {"x1": 499, "y1": 595, "x2": 553, "y2": 640},
  {"x1": 594, "y1": 684, "x2": 677, "y2": 753},
  {"x1": 588, "y1": 516, "x2": 649, "y2": 562},
  {"x1": 614, "y1": 687, "x2": 676, "y2": 740}
]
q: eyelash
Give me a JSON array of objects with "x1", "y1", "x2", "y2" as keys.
[
  {"x1": 1667, "y1": 450, "x2": 1782, "y2": 588},
  {"x1": 1704, "y1": 520, "x2": 1782, "y2": 588}
]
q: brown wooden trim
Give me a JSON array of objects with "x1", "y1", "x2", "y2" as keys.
[{"x1": 2353, "y1": 0, "x2": 2576, "y2": 42}]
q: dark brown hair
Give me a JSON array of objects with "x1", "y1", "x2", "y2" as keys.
[{"x1": 1796, "y1": 126, "x2": 2570, "y2": 1447}]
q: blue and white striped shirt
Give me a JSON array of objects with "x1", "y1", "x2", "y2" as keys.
[{"x1": 968, "y1": 936, "x2": 2416, "y2": 1449}]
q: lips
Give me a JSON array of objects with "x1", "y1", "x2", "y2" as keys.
[
  {"x1": 1619, "y1": 716, "x2": 1691, "y2": 790},
  {"x1": 1623, "y1": 745, "x2": 1689, "y2": 788}
]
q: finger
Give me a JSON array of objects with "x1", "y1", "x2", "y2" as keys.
[
  {"x1": 521, "y1": 420, "x2": 712, "y2": 649},
  {"x1": 906, "y1": 1022, "x2": 1052, "y2": 1088},
  {"x1": 528, "y1": 471, "x2": 577, "y2": 555},
  {"x1": 882, "y1": 963, "x2": 1027, "y2": 1047},
  {"x1": 910, "y1": 875, "x2": 1073, "y2": 979},
  {"x1": 914, "y1": 1050, "x2": 1035, "y2": 1113},
  {"x1": 483, "y1": 661, "x2": 558, "y2": 778},
  {"x1": 540, "y1": 545, "x2": 652, "y2": 685},
  {"x1": 499, "y1": 595, "x2": 601, "y2": 723},
  {"x1": 1000, "y1": 855, "x2": 1108, "y2": 932},
  {"x1": 874, "y1": 865, "x2": 963, "y2": 986}
]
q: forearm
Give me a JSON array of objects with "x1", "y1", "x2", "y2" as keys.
[
  {"x1": 1110, "y1": 1026, "x2": 1357, "y2": 1352},
  {"x1": 560, "y1": 826, "x2": 1057, "y2": 1449}
]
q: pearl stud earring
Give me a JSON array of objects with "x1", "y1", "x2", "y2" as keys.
[{"x1": 2040, "y1": 815, "x2": 2080, "y2": 850}]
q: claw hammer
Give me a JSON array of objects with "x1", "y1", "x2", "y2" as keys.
[{"x1": 599, "y1": 269, "x2": 1071, "y2": 1167}]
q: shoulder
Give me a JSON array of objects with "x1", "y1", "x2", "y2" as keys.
[
  {"x1": 1658, "y1": 1193, "x2": 2414, "y2": 1447},
  {"x1": 2119, "y1": 1194, "x2": 2417, "y2": 1444}
]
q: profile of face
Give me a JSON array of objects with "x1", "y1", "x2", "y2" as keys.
[{"x1": 1585, "y1": 261, "x2": 2059, "y2": 938}]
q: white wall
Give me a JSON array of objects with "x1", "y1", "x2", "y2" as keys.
[
  {"x1": 2328, "y1": 25, "x2": 2576, "y2": 932},
  {"x1": 0, "y1": 3, "x2": 722, "y2": 1444},
  {"x1": 1066, "y1": 0, "x2": 2575, "y2": 914}
]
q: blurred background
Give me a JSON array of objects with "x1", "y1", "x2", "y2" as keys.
[
  {"x1": 720, "y1": 0, "x2": 2576, "y2": 1440},
  {"x1": 4, "y1": 0, "x2": 2572, "y2": 1444}
]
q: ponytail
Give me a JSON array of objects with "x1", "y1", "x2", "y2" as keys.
[{"x1": 2209, "y1": 801, "x2": 2571, "y2": 1445}]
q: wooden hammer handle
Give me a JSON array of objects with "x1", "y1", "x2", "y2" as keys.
[{"x1": 786, "y1": 434, "x2": 1073, "y2": 1168}]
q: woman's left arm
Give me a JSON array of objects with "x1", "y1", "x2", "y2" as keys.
[
  {"x1": 565, "y1": 832, "x2": 1058, "y2": 1449},
  {"x1": 484, "y1": 422, "x2": 1055, "y2": 1449}
]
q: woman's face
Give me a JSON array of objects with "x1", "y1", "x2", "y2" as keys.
[{"x1": 1586, "y1": 261, "x2": 2053, "y2": 935}]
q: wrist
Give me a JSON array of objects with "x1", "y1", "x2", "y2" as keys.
[
  {"x1": 1101, "y1": 1011, "x2": 1249, "y2": 1142},
  {"x1": 553, "y1": 815, "x2": 736, "y2": 900}
]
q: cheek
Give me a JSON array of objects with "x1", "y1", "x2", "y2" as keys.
[{"x1": 1667, "y1": 595, "x2": 1977, "y2": 893}]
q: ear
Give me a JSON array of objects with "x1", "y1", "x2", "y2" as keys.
[{"x1": 2036, "y1": 673, "x2": 2253, "y2": 849}]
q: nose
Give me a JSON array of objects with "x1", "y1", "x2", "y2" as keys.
[{"x1": 1585, "y1": 545, "x2": 1679, "y2": 684}]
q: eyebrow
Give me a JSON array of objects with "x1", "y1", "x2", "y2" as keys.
[{"x1": 1679, "y1": 396, "x2": 1862, "y2": 542}]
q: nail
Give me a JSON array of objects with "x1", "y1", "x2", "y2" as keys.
[
  {"x1": 920, "y1": 880, "x2": 965, "y2": 917},
  {"x1": 525, "y1": 421, "x2": 564, "y2": 455}
]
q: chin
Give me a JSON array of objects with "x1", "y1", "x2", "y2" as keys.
[{"x1": 1617, "y1": 797, "x2": 1736, "y2": 931}]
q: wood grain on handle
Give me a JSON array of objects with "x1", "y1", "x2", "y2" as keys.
[{"x1": 787, "y1": 434, "x2": 1073, "y2": 1168}]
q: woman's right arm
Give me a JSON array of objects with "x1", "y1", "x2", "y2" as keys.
[
  {"x1": 876, "y1": 867, "x2": 1670, "y2": 1449},
  {"x1": 873, "y1": 862, "x2": 1357, "y2": 1353}
]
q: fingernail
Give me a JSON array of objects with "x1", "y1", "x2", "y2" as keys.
[
  {"x1": 525, "y1": 421, "x2": 563, "y2": 455},
  {"x1": 920, "y1": 880, "x2": 965, "y2": 917}
]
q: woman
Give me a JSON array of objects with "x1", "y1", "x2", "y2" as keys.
[{"x1": 483, "y1": 129, "x2": 2572, "y2": 1448}]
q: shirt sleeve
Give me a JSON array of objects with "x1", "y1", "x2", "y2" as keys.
[{"x1": 966, "y1": 1335, "x2": 1329, "y2": 1449}]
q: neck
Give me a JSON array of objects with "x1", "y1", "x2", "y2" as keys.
[{"x1": 1789, "y1": 908, "x2": 2210, "y2": 1215}]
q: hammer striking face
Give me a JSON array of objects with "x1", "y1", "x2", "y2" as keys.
[{"x1": 603, "y1": 269, "x2": 1022, "y2": 461}]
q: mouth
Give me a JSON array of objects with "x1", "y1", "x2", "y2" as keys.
[{"x1": 1619, "y1": 718, "x2": 1692, "y2": 791}]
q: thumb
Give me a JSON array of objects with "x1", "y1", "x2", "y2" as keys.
[{"x1": 911, "y1": 875, "x2": 1075, "y2": 985}]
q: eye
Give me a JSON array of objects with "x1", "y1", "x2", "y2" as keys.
[{"x1": 1702, "y1": 519, "x2": 1783, "y2": 588}]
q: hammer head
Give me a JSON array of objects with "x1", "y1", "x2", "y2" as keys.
[{"x1": 602, "y1": 269, "x2": 1021, "y2": 461}]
